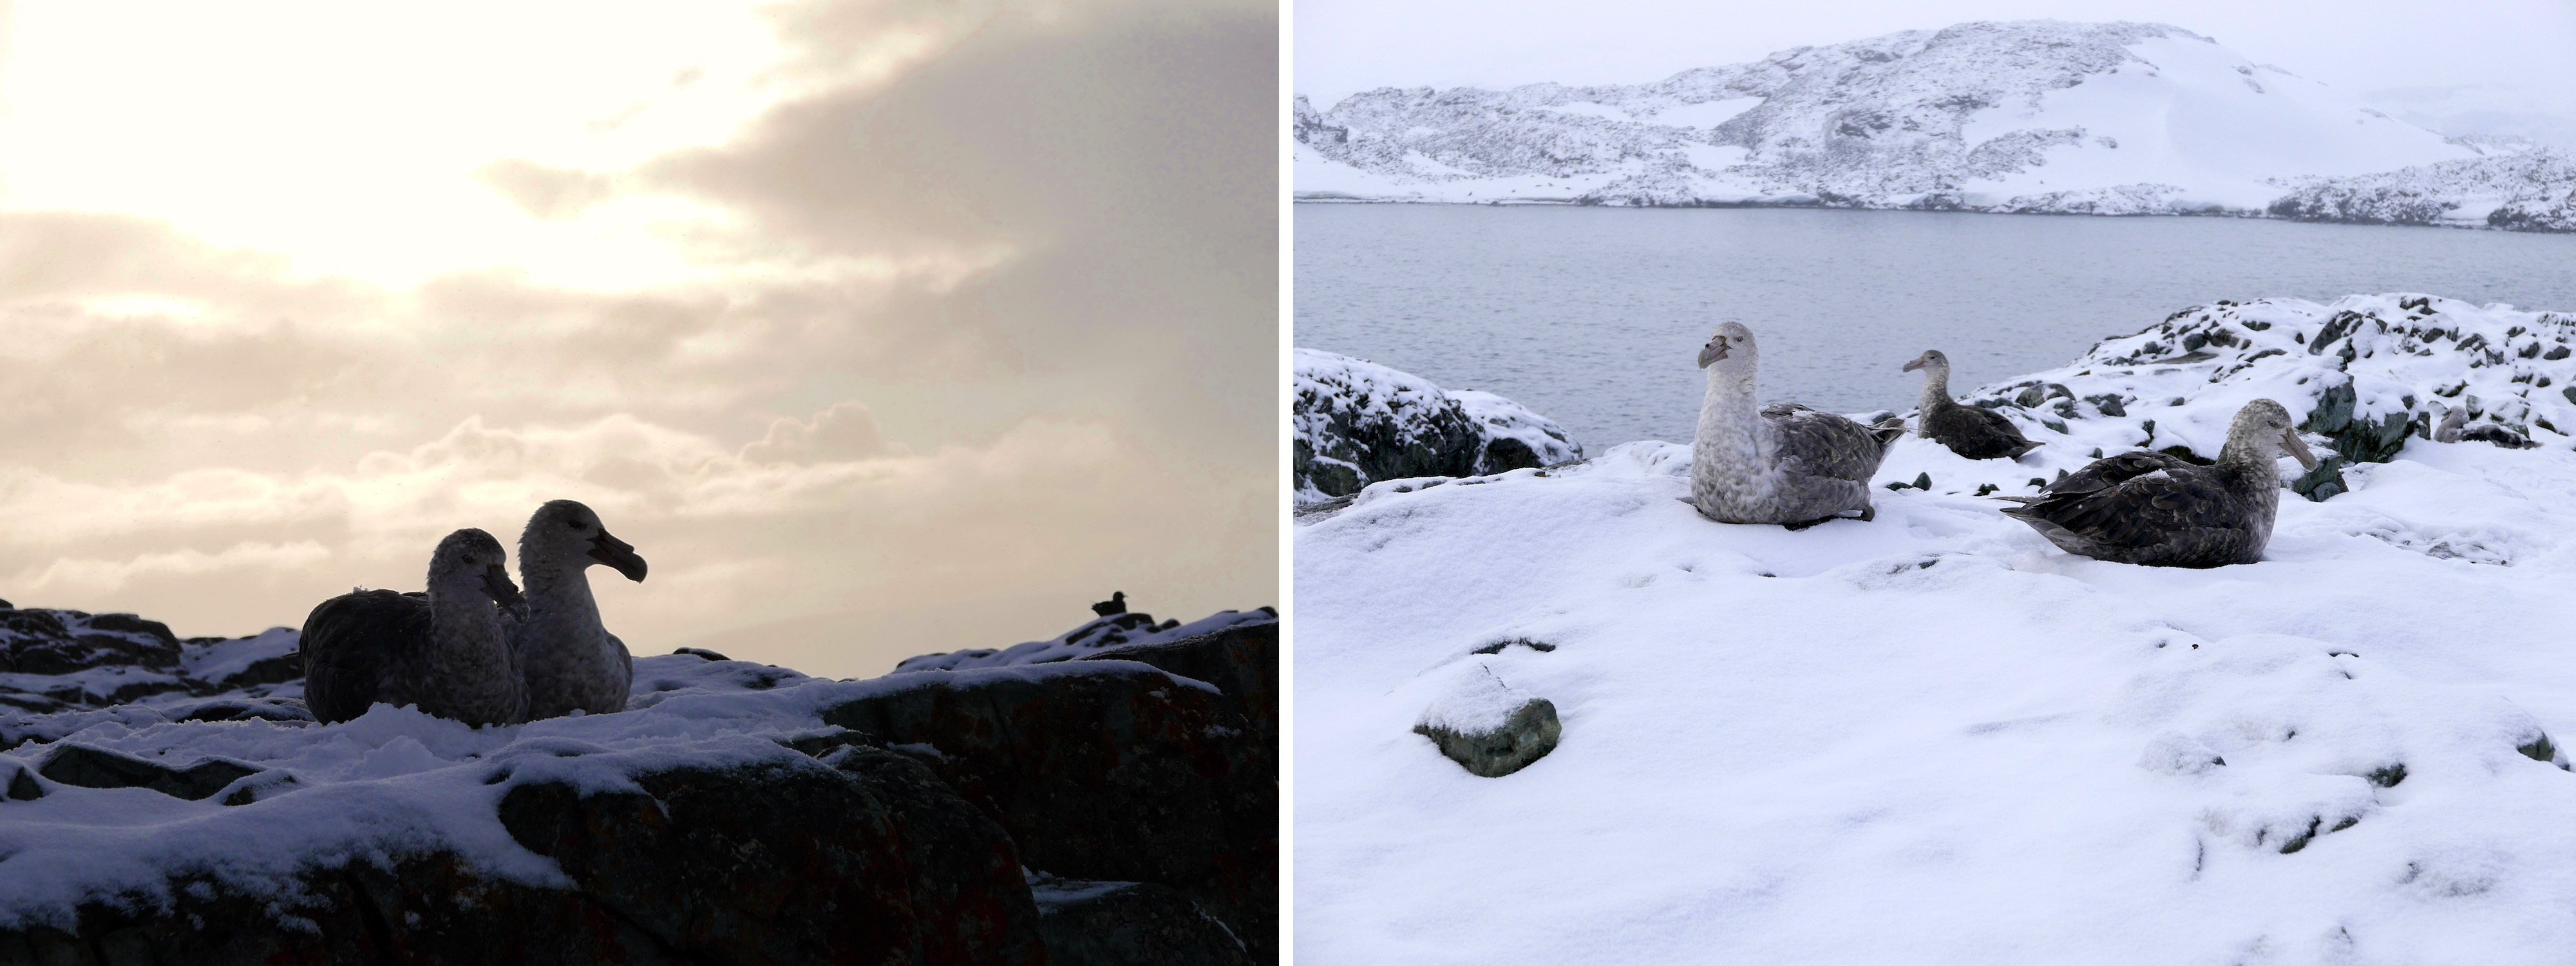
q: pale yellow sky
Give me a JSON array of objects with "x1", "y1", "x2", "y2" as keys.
[{"x1": 0, "y1": 0, "x2": 1279, "y2": 677}]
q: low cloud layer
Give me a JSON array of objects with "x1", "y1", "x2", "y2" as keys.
[{"x1": 0, "y1": 0, "x2": 1277, "y2": 677}]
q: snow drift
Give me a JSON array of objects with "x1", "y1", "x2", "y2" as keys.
[{"x1": 1296, "y1": 292, "x2": 2576, "y2": 963}]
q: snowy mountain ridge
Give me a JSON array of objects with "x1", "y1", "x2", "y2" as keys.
[{"x1": 1295, "y1": 20, "x2": 2574, "y2": 227}]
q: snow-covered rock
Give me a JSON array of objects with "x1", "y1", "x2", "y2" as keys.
[
  {"x1": 0, "y1": 600, "x2": 1279, "y2": 961},
  {"x1": 2269, "y1": 147, "x2": 2576, "y2": 232},
  {"x1": 1293, "y1": 348, "x2": 1582, "y2": 503},
  {"x1": 1410, "y1": 660, "x2": 1562, "y2": 777},
  {"x1": 1871, "y1": 293, "x2": 2576, "y2": 503},
  {"x1": 1296, "y1": 20, "x2": 2496, "y2": 221},
  {"x1": 1296, "y1": 289, "x2": 2576, "y2": 963},
  {"x1": 891, "y1": 607, "x2": 1276, "y2": 673}
]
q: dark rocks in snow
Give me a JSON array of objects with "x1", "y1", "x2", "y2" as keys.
[
  {"x1": 0, "y1": 753, "x2": 1052, "y2": 965},
  {"x1": 671, "y1": 646, "x2": 734, "y2": 661},
  {"x1": 1416, "y1": 668, "x2": 1564, "y2": 779},
  {"x1": 0, "y1": 608, "x2": 300, "y2": 712},
  {"x1": 1294, "y1": 348, "x2": 1581, "y2": 501},
  {"x1": 1, "y1": 608, "x2": 180, "y2": 676},
  {"x1": 502, "y1": 752, "x2": 1048, "y2": 965},
  {"x1": 3, "y1": 763, "x2": 41, "y2": 800},
  {"x1": 2517, "y1": 731, "x2": 2569, "y2": 768},
  {"x1": 822, "y1": 659, "x2": 1278, "y2": 963},
  {"x1": 0, "y1": 601, "x2": 1281, "y2": 965},
  {"x1": 173, "y1": 697, "x2": 314, "y2": 723},
  {"x1": 1077, "y1": 619, "x2": 1280, "y2": 751},
  {"x1": 1030, "y1": 874, "x2": 1254, "y2": 966},
  {"x1": 37, "y1": 744, "x2": 261, "y2": 802}
]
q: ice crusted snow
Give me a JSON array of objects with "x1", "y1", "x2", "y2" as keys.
[
  {"x1": 0, "y1": 610, "x2": 1251, "y2": 930},
  {"x1": 1293, "y1": 20, "x2": 2561, "y2": 228},
  {"x1": 1294, "y1": 348, "x2": 1582, "y2": 503},
  {"x1": 1298, "y1": 292, "x2": 2576, "y2": 963}
]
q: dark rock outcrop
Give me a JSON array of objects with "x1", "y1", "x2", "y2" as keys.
[
  {"x1": 1078, "y1": 620, "x2": 1280, "y2": 749},
  {"x1": 0, "y1": 753, "x2": 1050, "y2": 965},
  {"x1": 1, "y1": 609, "x2": 300, "y2": 712},
  {"x1": 37, "y1": 744, "x2": 262, "y2": 801},
  {"x1": 822, "y1": 663, "x2": 1278, "y2": 963},
  {"x1": 1294, "y1": 348, "x2": 1581, "y2": 501},
  {"x1": 0, "y1": 601, "x2": 1280, "y2": 964},
  {"x1": 1, "y1": 608, "x2": 181, "y2": 676},
  {"x1": 500, "y1": 753, "x2": 1048, "y2": 965},
  {"x1": 1031, "y1": 875, "x2": 1254, "y2": 966}
]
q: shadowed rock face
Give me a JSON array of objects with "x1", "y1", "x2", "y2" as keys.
[
  {"x1": 1293, "y1": 349, "x2": 1581, "y2": 502},
  {"x1": 1034, "y1": 876, "x2": 1255, "y2": 966},
  {"x1": 822, "y1": 662, "x2": 1278, "y2": 964},
  {"x1": 37, "y1": 744, "x2": 261, "y2": 802},
  {"x1": 500, "y1": 754, "x2": 1046, "y2": 965},
  {"x1": 1078, "y1": 620, "x2": 1280, "y2": 750},
  {"x1": 0, "y1": 752, "x2": 1049, "y2": 966},
  {"x1": 0, "y1": 609, "x2": 180, "y2": 676}
]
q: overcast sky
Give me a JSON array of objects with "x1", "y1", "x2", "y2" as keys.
[
  {"x1": 0, "y1": 0, "x2": 1276, "y2": 677},
  {"x1": 1295, "y1": 0, "x2": 2576, "y2": 140}
]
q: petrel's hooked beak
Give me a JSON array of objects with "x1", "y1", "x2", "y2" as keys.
[
  {"x1": 1901, "y1": 357, "x2": 1924, "y2": 373},
  {"x1": 2280, "y1": 430, "x2": 2320, "y2": 471},
  {"x1": 587, "y1": 530, "x2": 649, "y2": 582},
  {"x1": 483, "y1": 564, "x2": 526, "y2": 611},
  {"x1": 1698, "y1": 340, "x2": 1728, "y2": 368}
]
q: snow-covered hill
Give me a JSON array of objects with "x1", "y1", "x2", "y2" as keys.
[
  {"x1": 1296, "y1": 292, "x2": 2576, "y2": 963},
  {"x1": 1297, "y1": 20, "x2": 2512, "y2": 222},
  {"x1": 2270, "y1": 147, "x2": 2576, "y2": 232}
]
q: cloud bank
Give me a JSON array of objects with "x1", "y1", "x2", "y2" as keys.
[{"x1": 0, "y1": 0, "x2": 1278, "y2": 677}]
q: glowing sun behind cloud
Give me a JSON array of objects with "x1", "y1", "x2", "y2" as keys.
[{"x1": 0, "y1": 0, "x2": 1278, "y2": 677}]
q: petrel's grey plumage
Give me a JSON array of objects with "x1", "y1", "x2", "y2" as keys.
[
  {"x1": 511, "y1": 499, "x2": 648, "y2": 720},
  {"x1": 1687, "y1": 321, "x2": 1897, "y2": 529},
  {"x1": 2434, "y1": 406, "x2": 2538, "y2": 449},
  {"x1": 1996, "y1": 399, "x2": 2319, "y2": 567},
  {"x1": 1903, "y1": 349, "x2": 2042, "y2": 460},
  {"x1": 301, "y1": 528, "x2": 527, "y2": 726}
]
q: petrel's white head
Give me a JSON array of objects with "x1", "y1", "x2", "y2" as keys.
[
  {"x1": 519, "y1": 499, "x2": 648, "y2": 583},
  {"x1": 2227, "y1": 398, "x2": 2320, "y2": 471},
  {"x1": 1699, "y1": 321, "x2": 1757, "y2": 370}
]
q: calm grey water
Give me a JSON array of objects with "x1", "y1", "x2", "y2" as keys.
[{"x1": 1294, "y1": 204, "x2": 2576, "y2": 450}]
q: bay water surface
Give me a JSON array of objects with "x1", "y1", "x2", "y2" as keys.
[{"x1": 1295, "y1": 204, "x2": 2576, "y2": 450}]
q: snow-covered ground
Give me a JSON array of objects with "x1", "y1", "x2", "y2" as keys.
[
  {"x1": 1295, "y1": 293, "x2": 2576, "y2": 963},
  {"x1": 0, "y1": 606, "x2": 1272, "y2": 931},
  {"x1": 1294, "y1": 20, "x2": 2571, "y2": 230}
]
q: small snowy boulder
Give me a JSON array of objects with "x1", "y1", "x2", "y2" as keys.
[
  {"x1": 1414, "y1": 669, "x2": 1562, "y2": 778},
  {"x1": 1294, "y1": 348, "x2": 1581, "y2": 502}
]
